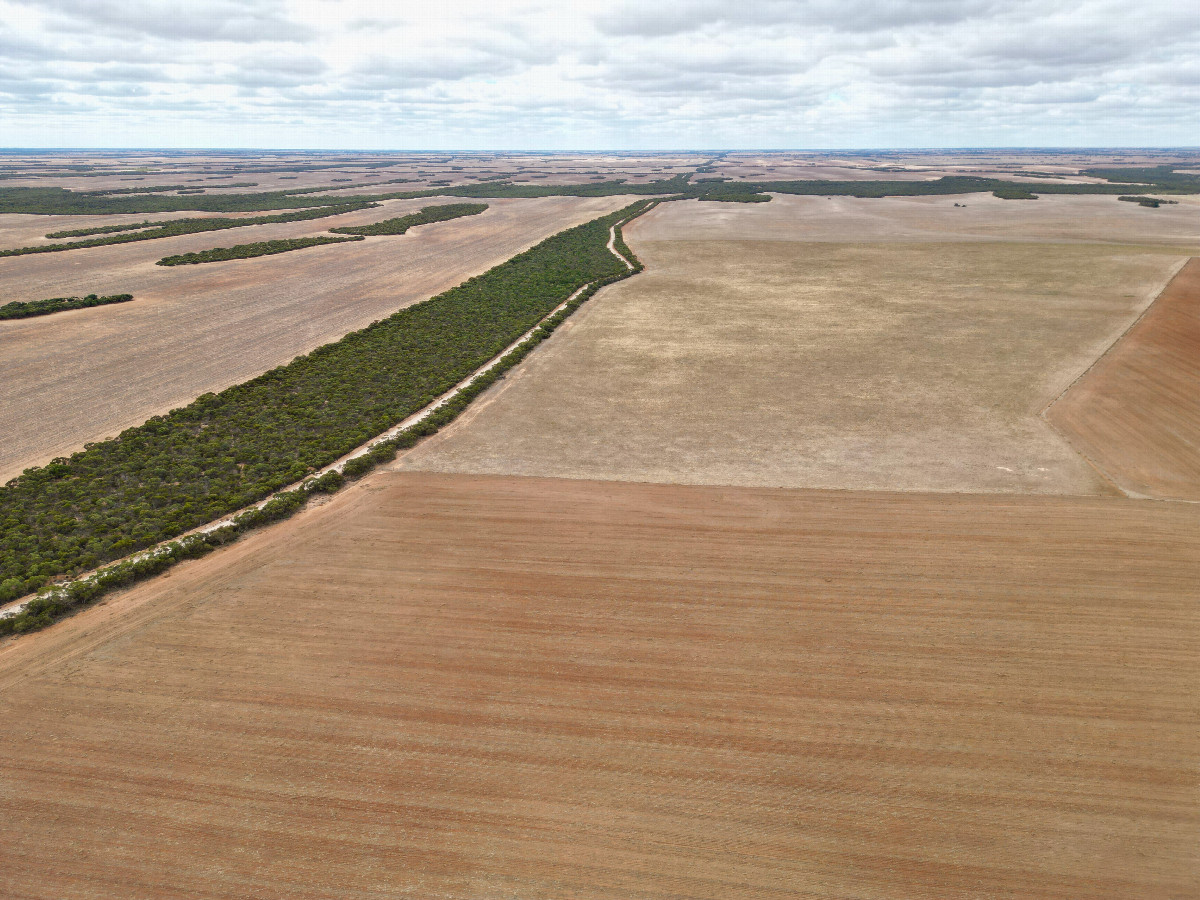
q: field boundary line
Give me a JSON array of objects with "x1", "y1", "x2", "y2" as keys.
[
  {"x1": 0, "y1": 211, "x2": 650, "y2": 626},
  {"x1": 1039, "y1": 256, "x2": 1194, "y2": 501}
]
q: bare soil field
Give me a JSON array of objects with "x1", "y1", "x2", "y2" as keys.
[
  {"x1": 0, "y1": 196, "x2": 478, "y2": 294},
  {"x1": 400, "y1": 235, "x2": 1187, "y2": 493},
  {"x1": 633, "y1": 194, "x2": 1200, "y2": 246},
  {"x1": 0, "y1": 195, "x2": 631, "y2": 482},
  {"x1": 1048, "y1": 258, "x2": 1200, "y2": 500},
  {"x1": 0, "y1": 472, "x2": 1196, "y2": 899}
]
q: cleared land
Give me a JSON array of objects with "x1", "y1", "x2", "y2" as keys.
[
  {"x1": 400, "y1": 219, "x2": 1190, "y2": 493},
  {"x1": 0, "y1": 195, "x2": 630, "y2": 482},
  {"x1": 1048, "y1": 257, "x2": 1200, "y2": 500},
  {"x1": 634, "y1": 193, "x2": 1200, "y2": 245},
  {"x1": 1, "y1": 472, "x2": 1197, "y2": 899}
]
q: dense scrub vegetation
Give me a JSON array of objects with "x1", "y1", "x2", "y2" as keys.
[
  {"x1": 0, "y1": 293, "x2": 133, "y2": 320},
  {"x1": 993, "y1": 186, "x2": 1039, "y2": 200},
  {"x1": 1, "y1": 202, "x2": 376, "y2": 256},
  {"x1": 1119, "y1": 195, "x2": 1179, "y2": 208},
  {"x1": 1083, "y1": 166, "x2": 1200, "y2": 191},
  {"x1": 157, "y1": 235, "x2": 363, "y2": 266},
  {"x1": 0, "y1": 200, "x2": 654, "y2": 612},
  {"x1": 47, "y1": 220, "x2": 166, "y2": 238},
  {"x1": 329, "y1": 202, "x2": 487, "y2": 236}
]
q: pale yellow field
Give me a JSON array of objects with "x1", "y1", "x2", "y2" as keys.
[
  {"x1": 632, "y1": 193, "x2": 1200, "y2": 245},
  {"x1": 400, "y1": 222, "x2": 1190, "y2": 493},
  {"x1": 0, "y1": 195, "x2": 632, "y2": 481}
]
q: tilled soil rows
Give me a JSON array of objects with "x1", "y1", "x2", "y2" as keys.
[{"x1": 1, "y1": 472, "x2": 1196, "y2": 899}]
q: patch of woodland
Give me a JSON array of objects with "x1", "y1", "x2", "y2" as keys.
[{"x1": 0, "y1": 201, "x2": 655, "y2": 617}]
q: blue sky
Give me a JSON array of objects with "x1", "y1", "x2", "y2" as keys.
[{"x1": 2, "y1": 0, "x2": 1197, "y2": 149}]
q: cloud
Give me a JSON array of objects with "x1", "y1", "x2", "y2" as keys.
[{"x1": 0, "y1": 0, "x2": 1196, "y2": 148}]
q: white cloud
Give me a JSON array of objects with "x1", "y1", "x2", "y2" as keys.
[{"x1": 0, "y1": 0, "x2": 1195, "y2": 148}]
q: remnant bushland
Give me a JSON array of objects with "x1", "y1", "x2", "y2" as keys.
[
  {"x1": 0, "y1": 201, "x2": 649, "y2": 606},
  {"x1": 0, "y1": 201, "x2": 375, "y2": 256},
  {"x1": 0, "y1": 196, "x2": 629, "y2": 482},
  {"x1": 157, "y1": 234, "x2": 364, "y2": 265},
  {"x1": 0, "y1": 292, "x2": 132, "y2": 320},
  {"x1": 1, "y1": 473, "x2": 1196, "y2": 899}
]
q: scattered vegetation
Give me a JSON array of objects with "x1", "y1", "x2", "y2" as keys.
[
  {"x1": 157, "y1": 235, "x2": 364, "y2": 266},
  {"x1": 0, "y1": 293, "x2": 133, "y2": 320},
  {"x1": 0, "y1": 200, "x2": 655, "y2": 616},
  {"x1": 329, "y1": 202, "x2": 488, "y2": 236},
  {"x1": 2, "y1": 202, "x2": 376, "y2": 256}
]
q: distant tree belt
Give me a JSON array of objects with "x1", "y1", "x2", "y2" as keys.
[
  {"x1": 0, "y1": 200, "x2": 652, "y2": 604},
  {"x1": 157, "y1": 235, "x2": 364, "y2": 266},
  {"x1": 0, "y1": 203, "x2": 377, "y2": 257},
  {"x1": 0, "y1": 187, "x2": 379, "y2": 215},
  {"x1": 329, "y1": 202, "x2": 488, "y2": 236},
  {"x1": 6, "y1": 166, "x2": 1198, "y2": 217},
  {"x1": 0, "y1": 293, "x2": 133, "y2": 320},
  {"x1": 86, "y1": 182, "x2": 257, "y2": 195},
  {"x1": 1119, "y1": 195, "x2": 1179, "y2": 208},
  {"x1": 992, "y1": 186, "x2": 1039, "y2": 200}
]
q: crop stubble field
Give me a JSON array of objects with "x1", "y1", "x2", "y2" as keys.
[
  {"x1": 1048, "y1": 258, "x2": 1200, "y2": 500},
  {"x1": 400, "y1": 196, "x2": 1195, "y2": 493},
  {"x1": 0, "y1": 195, "x2": 630, "y2": 481},
  {"x1": 0, "y1": 473, "x2": 1196, "y2": 899}
]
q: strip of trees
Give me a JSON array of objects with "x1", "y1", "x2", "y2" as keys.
[
  {"x1": 157, "y1": 235, "x2": 363, "y2": 266},
  {"x1": 1, "y1": 203, "x2": 376, "y2": 257},
  {"x1": 0, "y1": 201, "x2": 654, "y2": 611},
  {"x1": 0, "y1": 293, "x2": 133, "y2": 320},
  {"x1": 329, "y1": 202, "x2": 488, "y2": 236}
]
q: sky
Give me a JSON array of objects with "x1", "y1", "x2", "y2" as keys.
[{"x1": 1, "y1": 0, "x2": 1198, "y2": 150}]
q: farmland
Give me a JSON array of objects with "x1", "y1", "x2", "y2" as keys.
[
  {"x1": 0, "y1": 195, "x2": 630, "y2": 481},
  {"x1": 1, "y1": 472, "x2": 1196, "y2": 898},
  {"x1": 3, "y1": 150, "x2": 1200, "y2": 899},
  {"x1": 400, "y1": 204, "x2": 1193, "y2": 493}
]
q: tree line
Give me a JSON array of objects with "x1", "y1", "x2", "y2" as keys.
[
  {"x1": 0, "y1": 201, "x2": 654, "y2": 612},
  {"x1": 157, "y1": 235, "x2": 363, "y2": 266},
  {"x1": 0, "y1": 293, "x2": 133, "y2": 320},
  {"x1": 1, "y1": 202, "x2": 376, "y2": 257}
]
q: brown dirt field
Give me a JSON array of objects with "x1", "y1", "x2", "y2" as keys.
[
  {"x1": 399, "y1": 237, "x2": 1186, "y2": 494},
  {"x1": 0, "y1": 195, "x2": 632, "y2": 482},
  {"x1": 0, "y1": 472, "x2": 1197, "y2": 899},
  {"x1": 632, "y1": 194, "x2": 1200, "y2": 246},
  {"x1": 1047, "y1": 257, "x2": 1200, "y2": 500},
  {"x1": 0, "y1": 210, "x2": 267, "y2": 252}
]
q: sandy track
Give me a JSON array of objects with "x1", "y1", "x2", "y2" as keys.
[
  {"x1": 0, "y1": 472, "x2": 1196, "y2": 899},
  {"x1": 1047, "y1": 258, "x2": 1200, "y2": 499},
  {"x1": 398, "y1": 236, "x2": 1186, "y2": 494},
  {"x1": 0, "y1": 195, "x2": 632, "y2": 481}
]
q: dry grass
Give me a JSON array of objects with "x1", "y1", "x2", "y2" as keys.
[
  {"x1": 1048, "y1": 258, "x2": 1200, "y2": 500},
  {"x1": 0, "y1": 195, "x2": 632, "y2": 481},
  {"x1": 632, "y1": 194, "x2": 1200, "y2": 246},
  {"x1": 1, "y1": 472, "x2": 1196, "y2": 899},
  {"x1": 399, "y1": 235, "x2": 1186, "y2": 494}
]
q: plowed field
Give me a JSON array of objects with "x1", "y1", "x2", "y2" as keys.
[
  {"x1": 1048, "y1": 258, "x2": 1200, "y2": 500},
  {"x1": 1, "y1": 472, "x2": 1196, "y2": 899}
]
